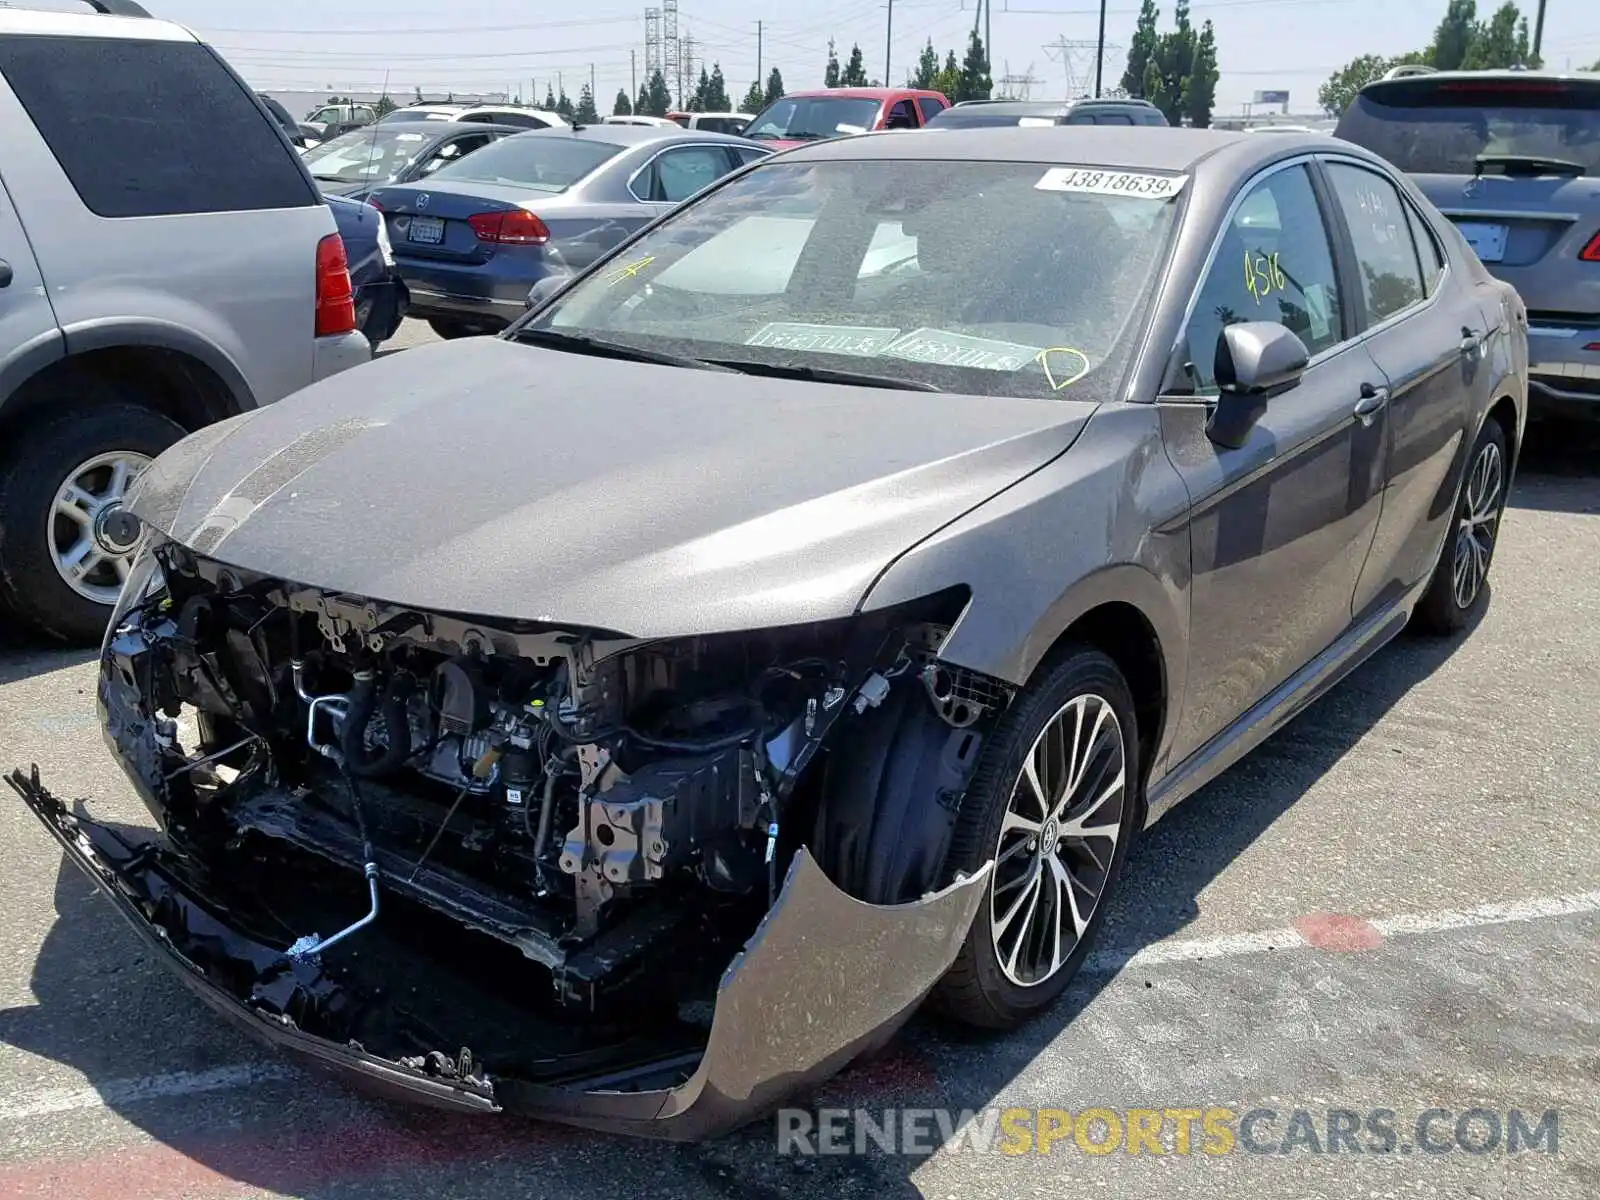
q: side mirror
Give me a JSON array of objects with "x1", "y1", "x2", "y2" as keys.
[{"x1": 1205, "y1": 321, "x2": 1309, "y2": 450}]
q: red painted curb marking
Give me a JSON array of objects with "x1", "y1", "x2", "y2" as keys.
[{"x1": 1293, "y1": 912, "x2": 1384, "y2": 952}]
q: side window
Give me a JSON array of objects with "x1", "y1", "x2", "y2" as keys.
[
  {"x1": 885, "y1": 99, "x2": 919, "y2": 129},
  {"x1": 916, "y1": 96, "x2": 946, "y2": 124},
  {"x1": 1183, "y1": 164, "x2": 1344, "y2": 391},
  {"x1": 650, "y1": 146, "x2": 731, "y2": 203},
  {"x1": 733, "y1": 146, "x2": 768, "y2": 167},
  {"x1": 0, "y1": 35, "x2": 314, "y2": 217},
  {"x1": 1404, "y1": 202, "x2": 1445, "y2": 297},
  {"x1": 1324, "y1": 162, "x2": 1426, "y2": 323}
]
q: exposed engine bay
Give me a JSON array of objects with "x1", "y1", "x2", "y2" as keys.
[{"x1": 73, "y1": 537, "x2": 1008, "y2": 1108}]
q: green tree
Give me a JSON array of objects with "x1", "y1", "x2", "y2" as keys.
[
  {"x1": 643, "y1": 69, "x2": 672, "y2": 116},
  {"x1": 574, "y1": 84, "x2": 599, "y2": 124},
  {"x1": 842, "y1": 43, "x2": 869, "y2": 87},
  {"x1": 555, "y1": 89, "x2": 574, "y2": 119},
  {"x1": 544, "y1": 85, "x2": 558, "y2": 111},
  {"x1": 413, "y1": 85, "x2": 424, "y2": 103},
  {"x1": 741, "y1": 79, "x2": 765, "y2": 112},
  {"x1": 910, "y1": 39, "x2": 939, "y2": 88},
  {"x1": 764, "y1": 67, "x2": 786, "y2": 107},
  {"x1": 955, "y1": 30, "x2": 991, "y2": 102},
  {"x1": 824, "y1": 39, "x2": 841, "y2": 87},
  {"x1": 933, "y1": 49, "x2": 962, "y2": 99},
  {"x1": 613, "y1": 88, "x2": 633, "y2": 116},
  {"x1": 1142, "y1": 0, "x2": 1198, "y2": 125},
  {"x1": 1317, "y1": 52, "x2": 1396, "y2": 116},
  {"x1": 1184, "y1": 19, "x2": 1219, "y2": 127},
  {"x1": 691, "y1": 67, "x2": 711, "y2": 111},
  {"x1": 1121, "y1": 0, "x2": 1160, "y2": 97},
  {"x1": 1428, "y1": 0, "x2": 1478, "y2": 69},
  {"x1": 1461, "y1": 1, "x2": 1537, "y2": 68},
  {"x1": 374, "y1": 95, "x2": 397, "y2": 118},
  {"x1": 706, "y1": 63, "x2": 731, "y2": 110}
]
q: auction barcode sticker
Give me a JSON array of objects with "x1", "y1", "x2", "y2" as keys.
[{"x1": 1035, "y1": 167, "x2": 1189, "y2": 199}]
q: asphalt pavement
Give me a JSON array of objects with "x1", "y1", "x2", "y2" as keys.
[{"x1": 0, "y1": 318, "x2": 1595, "y2": 1198}]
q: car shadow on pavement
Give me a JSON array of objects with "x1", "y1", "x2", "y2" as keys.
[
  {"x1": 1508, "y1": 416, "x2": 1600, "y2": 513},
  {"x1": 0, "y1": 604, "x2": 1484, "y2": 1199},
  {"x1": 0, "y1": 622, "x2": 94, "y2": 685}
]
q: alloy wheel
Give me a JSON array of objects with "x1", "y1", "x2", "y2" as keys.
[
  {"x1": 990, "y1": 693, "x2": 1127, "y2": 987},
  {"x1": 47, "y1": 450, "x2": 152, "y2": 606},
  {"x1": 1451, "y1": 438, "x2": 1503, "y2": 611}
]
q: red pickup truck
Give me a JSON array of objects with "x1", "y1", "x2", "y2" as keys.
[{"x1": 742, "y1": 87, "x2": 951, "y2": 150}]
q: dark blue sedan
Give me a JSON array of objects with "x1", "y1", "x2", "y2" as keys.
[{"x1": 367, "y1": 125, "x2": 769, "y2": 338}]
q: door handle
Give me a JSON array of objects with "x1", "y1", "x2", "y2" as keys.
[
  {"x1": 1459, "y1": 326, "x2": 1485, "y2": 359},
  {"x1": 1353, "y1": 383, "x2": 1389, "y2": 426},
  {"x1": 0, "y1": 259, "x2": 11, "y2": 288}
]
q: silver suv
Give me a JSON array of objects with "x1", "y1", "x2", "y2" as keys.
[
  {"x1": 1336, "y1": 67, "x2": 1600, "y2": 415},
  {"x1": 0, "y1": 1, "x2": 370, "y2": 641}
]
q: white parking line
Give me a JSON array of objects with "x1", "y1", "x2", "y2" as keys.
[
  {"x1": 0, "y1": 1063, "x2": 291, "y2": 1123},
  {"x1": 1078, "y1": 888, "x2": 1600, "y2": 976},
  {"x1": 1, "y1": 889, "x2": 1596, "y2": 1125}
]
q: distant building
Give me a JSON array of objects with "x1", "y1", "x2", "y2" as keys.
[{"x1": 260, "y1": 89, "x2": 511, "y2": 121}]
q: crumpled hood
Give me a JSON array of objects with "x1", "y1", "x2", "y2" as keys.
[{"x1": 131, "y1": 338, "x2": 1094, "y2": 636}]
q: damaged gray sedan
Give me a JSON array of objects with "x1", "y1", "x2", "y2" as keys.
[{"x1": 11, "y1": 125, "x2": 1527, "y2": 1137}]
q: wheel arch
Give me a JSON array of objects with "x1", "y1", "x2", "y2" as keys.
[{"x1": 0, "y1": 325, "x2": 254, "y2": 445}]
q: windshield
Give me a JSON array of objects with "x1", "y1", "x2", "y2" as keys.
[
  {"x1": 425, "y1": 134, "x2": 623, "y2": 190},
  {"x1": 1336, "y1": 80, "x2": 1600, "y2": 175},
  {"x1": 747, "y1": 96, "x2": 882, "y2": 141},
  {"x1": 301, "y1": 127, "x2": 434, "y2": 182},
  {"x1": 526, "y1": 159, "x2": 1182, "y2": 398}
]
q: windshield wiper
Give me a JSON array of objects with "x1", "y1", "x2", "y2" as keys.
[
  {"x1": 1473, "y1": 153, "x2": 1586, "y2": 178},
  {"x1": 702, "y1": 359, "x2": 943, "y2": 392},
  {"x1": 510, "y1": 327, "x2": 736, "y2": 372}
]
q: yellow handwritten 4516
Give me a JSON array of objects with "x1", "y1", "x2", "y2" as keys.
[{"x1": 1244, "y1": 250, "x2": 1286, "y2": 302}]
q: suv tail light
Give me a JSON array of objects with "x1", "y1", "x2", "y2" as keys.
[
  {"x1": 1581, "y1": 231, "x2": 1600, "y2": 262},
  {"x1": 468, "y1": 209, "x2": 550, "y2": 244},
  {"x1": 314, "y1": 233, "x2": 357, "y2": 337}
]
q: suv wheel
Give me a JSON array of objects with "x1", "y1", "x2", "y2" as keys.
[{"x1": 0, "y1": 401, "x2": 186, "y2": 643}]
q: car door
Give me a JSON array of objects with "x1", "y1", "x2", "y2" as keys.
[
  {"x1": 1159, "y1": 161, "x2": 1391, "y2": 761},
  {"x1": 1320, "y1": 157, "x2": 1487, "y2": 618},
  {"x1": 0, "y1": 170, "x2": 59, "y2": 389}
]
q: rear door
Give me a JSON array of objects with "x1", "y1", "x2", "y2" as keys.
[
  {"x1": 0, "y1": 167, "x2": 60, "y2": 394},
  {"x1": 1320, "y1": 156, "x2": 1485, "y2": 617}
]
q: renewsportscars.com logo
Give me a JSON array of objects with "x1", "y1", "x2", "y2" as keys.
[{"x1": 776, "y1": 1106, "x2": 1561, "y2": 1157}]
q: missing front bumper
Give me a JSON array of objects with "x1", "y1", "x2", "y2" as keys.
[{"x1": 7, "y1": 765, "x2": 988, "y2": 1139}]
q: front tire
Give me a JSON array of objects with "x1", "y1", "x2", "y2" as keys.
[
  {"x1": 932, "y1": 647, "x2": 1140, "y2": 1029},
  {"x1": 0, "y1": 400, "x2": 186, "y2": 643},
  {"x1": 1411, "y1": 418, "x2": 1508, "y2": 636}
]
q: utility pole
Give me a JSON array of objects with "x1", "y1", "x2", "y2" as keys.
[
  {"x1": 1532, "y1": 0, "x2": 1547, "y2": 60},
  {"x1": 756, "y1": 20, "x2": 762, "y2": 88},
  {"x1": 1094, "y1": 0, "x2": 1107, "y2": 96},
  {"x1": 630, "y1": 50, "x2": 637, "y2": 99},
  {"x1": 984, "y1": 0, "x2": 991, "y2": 79},
  {"x1": 558, "y1": 71, "x2": 564, "y2": 102},
  {"x1": 885, "y1": 0, "x2": 893, "y2": 87},
  {"x1": 590, "y1": 61, "x2": 596, "y2": 103}
]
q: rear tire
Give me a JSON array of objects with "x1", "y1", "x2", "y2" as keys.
[
  {"x1": 427, "y1": 318, "x2": 492, "y2": 340},
  {"x1": 0, "y1": 399, "x2": 186, "y2": 644},
  {"x1": 931, "y1": 647, "x2": 1140, "y2": 1029},
  {"x1": 1411, "y1": 418, "x2": 1508, "y2": 636}
]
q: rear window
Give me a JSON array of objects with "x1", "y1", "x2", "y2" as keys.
[
  {"x1": 426, "y1": 133, "x2": 623, "y2": 191},
  {"x1": 927, "y1": 108, "x2": 1062, "y2": 128},
  {"x1": 1335, "y1": 80, "x2": 1600, "y2": 176},
  {"x1": 0, "y1": 35, "x2": 314, "y2": 217}
]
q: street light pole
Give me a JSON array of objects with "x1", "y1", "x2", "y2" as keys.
[
  {"x1": 1532, "y1": 0, "x2": 1547, "y2": 61},
  {"x1": 885, "y1": 0, "x2": 894, "y2": 87},
  {"x1": 1094, "y1": 0, "x2": 1107, "y2": 96}
]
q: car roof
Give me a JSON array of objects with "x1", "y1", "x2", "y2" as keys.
[
  {"x1": 781, "y1": 87, "x2": 941, "y2": 100},
  {"x1": 0, "y1": 2, "x2": 192, "y2": 41},
  {"x1": 524, "y1": 124, "x2": 758, "y2": 147},
  {"x1": 350, "y1": 120, "x2": 524, "y2": 139},
  {"x1": 1361, "y1": 67, "x2": 1600, "y2": 93},
  {"x1": 780, "y1": 124, "x2": 1260, "y2": 169}
]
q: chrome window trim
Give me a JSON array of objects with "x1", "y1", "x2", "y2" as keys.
[{"x1": 626, "y1": 141, "x2": 744, "y2": 203}]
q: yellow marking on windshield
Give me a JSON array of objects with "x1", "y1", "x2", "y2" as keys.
[
  {"x1": 606, "y1": 256, "x2": 656, "y2": 285},
  {"x1": 1036, "y1": 347, "x2": 1091, "y2": 391}
]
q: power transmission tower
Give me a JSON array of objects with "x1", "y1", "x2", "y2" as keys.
[
  {"x1": 644, "y1": 6, "x2": 662, "y2": 85},
  {"x1": 683, "y1": 33, "x2": 697, "y2": 103},
  {"x1": 663, "y1": 0, "x2": 681, "y2": 108},
  {"x1": 1043, "y1": 36, "x2": 1117, "y2": 99},
  {"x1": 997, "y1": 61, "x2": 1042, "y2": 99}
]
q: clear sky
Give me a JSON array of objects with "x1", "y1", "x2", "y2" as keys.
[{"x1": 46, "y1": 0, "x2": 1600, "y2": 115}]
